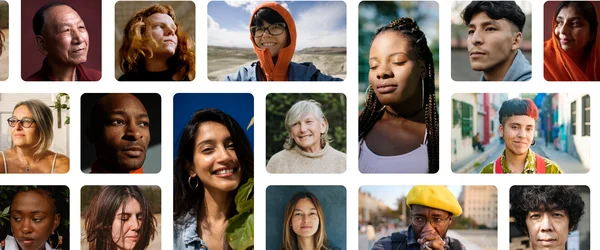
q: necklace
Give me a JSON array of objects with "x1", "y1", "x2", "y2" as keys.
[
  {"x1": 16, "y1": 153, "x2": 42, "y2": 172},
  {"x1": 384, "y1": 106, "x2": 423, "y2": 119}
]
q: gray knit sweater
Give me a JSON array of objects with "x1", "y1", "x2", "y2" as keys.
[{"x1": 266, "y1": 143, "x2": 346, "y2": 173}]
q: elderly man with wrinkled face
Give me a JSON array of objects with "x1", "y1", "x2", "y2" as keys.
[
  {"x1": 371, "y1": 186, "x2": 466, "y2": 250},
  {"x1": 26, "y1": 2, "x2": 101, "y2": 81},
  {"x1": 86, "y1": 94, "x2": 151, "y2": 173}
]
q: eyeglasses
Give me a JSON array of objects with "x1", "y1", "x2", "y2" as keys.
[
  {"x1": 7, "y1": 117, "x2": 36, "y2": 128},
  {"x1": 411, "y1": 215, "x2": 451, "y2": 227},
  {"x1": 250, "y1": 23, "x2": 287, "y2": 38}
]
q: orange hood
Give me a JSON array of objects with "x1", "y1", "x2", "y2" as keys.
[
  {"x1": 544, "y1": 7, "x2": 599, "y2": 81},
  {"x1": 249, "y1": 2, "x2": 296, "y2": 81}
]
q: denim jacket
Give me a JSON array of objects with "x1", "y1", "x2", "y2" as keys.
[{"x1": 174, "y1": 210, "x2": 209, "y2": 249}]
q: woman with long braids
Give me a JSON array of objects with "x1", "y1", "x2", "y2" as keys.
[{"x1": 359, "y1": 17, "x2": 439, "y2": 173}]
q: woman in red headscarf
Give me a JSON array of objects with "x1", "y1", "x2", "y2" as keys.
[{"x1": 544, "y1": 1, "x2": 599, "y2": 81}]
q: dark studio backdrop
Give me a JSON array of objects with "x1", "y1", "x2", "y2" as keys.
[
  {"x1": 21, "y1": 0, "x2": 102, "y2": 80},
  {"x1": 80, "y1": 93, "x2": 162, "y2": 173}
]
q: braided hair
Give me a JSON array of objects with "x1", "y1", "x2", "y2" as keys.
[{"x1": 359, "y1": 17, "x2": 439, "y2": 173}]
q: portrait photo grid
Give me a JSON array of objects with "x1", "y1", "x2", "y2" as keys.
[{"x1": 0, "y1": 0, "x2": 597, "y2": 250}]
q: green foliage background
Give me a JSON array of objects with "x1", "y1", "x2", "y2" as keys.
[
  {"x1": 358, "y1": 1, "x2": 440, "y2": 110},
  {"x1": 266, "y1": 93, "x2": 347, "y2": 162},
  {"x1": 0, "y1": 186, "x2": 70, "y2": 249}
]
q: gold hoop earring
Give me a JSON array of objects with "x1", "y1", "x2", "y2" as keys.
[{"x1": 51, "y1": 229, "x2": 61, "y2": 249}]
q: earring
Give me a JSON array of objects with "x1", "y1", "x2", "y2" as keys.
[
  {"x1": 364, "y1": 85, "x2": 373, "y2": 107},
  {"x1": 188, "y1": 176, "x2": 199, "y2": 189},
  {"x1": 320, "y1": 133, "x2": 327, "y2": 148},
  {"x1": 531, "y1": 138, "x2": 536, "y2": 146},
  {"x1": 421, "y1": 78, "x2": 425, "y2": 109},
  {"x1": 51, "y1": 230, "x2": 61, "y2": 249}
]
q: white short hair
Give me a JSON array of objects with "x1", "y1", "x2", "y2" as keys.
[{"x1": 283, "y1": 100, "x2": 330, "y2": 150}]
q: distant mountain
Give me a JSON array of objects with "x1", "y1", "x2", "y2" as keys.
[{"x1": 207, "y1": 46, "x2": 346, "y2": 55}]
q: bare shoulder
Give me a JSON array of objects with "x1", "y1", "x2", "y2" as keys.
[
  {"x1": 53, "y1": 152, "x2": 70, "y2": 173},
  {"x1": 0, "y1": 150, "x2": 5, "y2": 173}
]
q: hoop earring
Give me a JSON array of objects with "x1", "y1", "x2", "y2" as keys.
[
  {"x1": 51, "y1": 229, "x2": 61, "y2": 249},
  {"x1": 531, "y1": 138, "x2": 536, "y2": 146},
  {"x1": 188, "y1": 176, "x2": 199, "y2": 189},
  {"x1": 364, "y1": 85, "x2": 372, "y2": 107},
  {"x1": 421, "y1": 78, "x2": 425, "y2": 109}
]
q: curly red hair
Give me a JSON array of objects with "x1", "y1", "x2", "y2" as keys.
[{"x1": 119, "y1": 4, "x2": 195, "y2": 80}]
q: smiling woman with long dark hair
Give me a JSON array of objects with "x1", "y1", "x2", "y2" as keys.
[{"x1": 173, "y1": 108, "x2": 254, "y2": 250}]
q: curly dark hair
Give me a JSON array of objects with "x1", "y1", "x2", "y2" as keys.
[
  {"x1": 510, "y1": 186, "x2": 585, "y2": 235},
  {"x1": 359, "y1": 17, "x2": 438, "y2": 173}
]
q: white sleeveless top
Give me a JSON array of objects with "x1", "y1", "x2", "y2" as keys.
[
  {"x1": 358, "y1": 129, "x2": 429, "y2": 173},
  {"x1": 3, "y1": 235, "x2": 55, "y2": 250},
  {"x1": 1, "y1": 151, "x2": 57, "y2": 174}
]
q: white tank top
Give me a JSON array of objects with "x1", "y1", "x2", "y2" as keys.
[
  {"x1": 2, "y1": 151, "x2": 57, "y2": 174},
  {"x1": 358, "y1": 130, "x2": 429, "y2": 173}
]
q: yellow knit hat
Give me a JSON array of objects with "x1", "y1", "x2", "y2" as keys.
[{"x1": 407, "y1": 186, "x2": 462, "y2": 216}]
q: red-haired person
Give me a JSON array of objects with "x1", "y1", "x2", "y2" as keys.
[
  {"x1": 480, "y1": 98, "x2": 562, "y2": 174},
  {"x1": 118, "y1": 4, "x2": 195, "y2": 81}
]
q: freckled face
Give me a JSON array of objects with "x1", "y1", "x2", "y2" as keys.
[{"x1": 147, "y1": 13, "x2": 178, "y2": 58}]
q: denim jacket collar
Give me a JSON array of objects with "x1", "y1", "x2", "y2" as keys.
[{"x1": 175, "y1": 209, "x2": 209, "y2": 249}]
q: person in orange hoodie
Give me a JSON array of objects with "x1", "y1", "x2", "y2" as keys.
[
  {"x1": 224, "y1": 2, "x2": 342, "y2": 81},
  {"x1": 544, "y1": 1, "x2": 599, "y2": 81}
]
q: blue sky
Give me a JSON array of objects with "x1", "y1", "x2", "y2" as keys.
[
  {"x1": 360, "y1": 186, "x2": 464, "y2": 209},
  {"x1": 208, "y1": 1, "x2": 346, "y2": 49}
]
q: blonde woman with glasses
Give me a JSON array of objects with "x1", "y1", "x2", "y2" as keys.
[{"x1": 1, "y1": 99, "x2": 69, "y2": 173}]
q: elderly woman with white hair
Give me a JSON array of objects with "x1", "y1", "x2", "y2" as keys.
[{"x1": 267, "y1": 99, "x2": 346, "y2": 173}]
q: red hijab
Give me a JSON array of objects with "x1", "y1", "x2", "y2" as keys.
[{"x1": 544, "y1": 3, "x2": 600, "y2": 81}]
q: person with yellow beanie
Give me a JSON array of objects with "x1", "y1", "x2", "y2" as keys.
[{"x1": 371, "y1": 186, "x2": 466, "y2": 250}]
